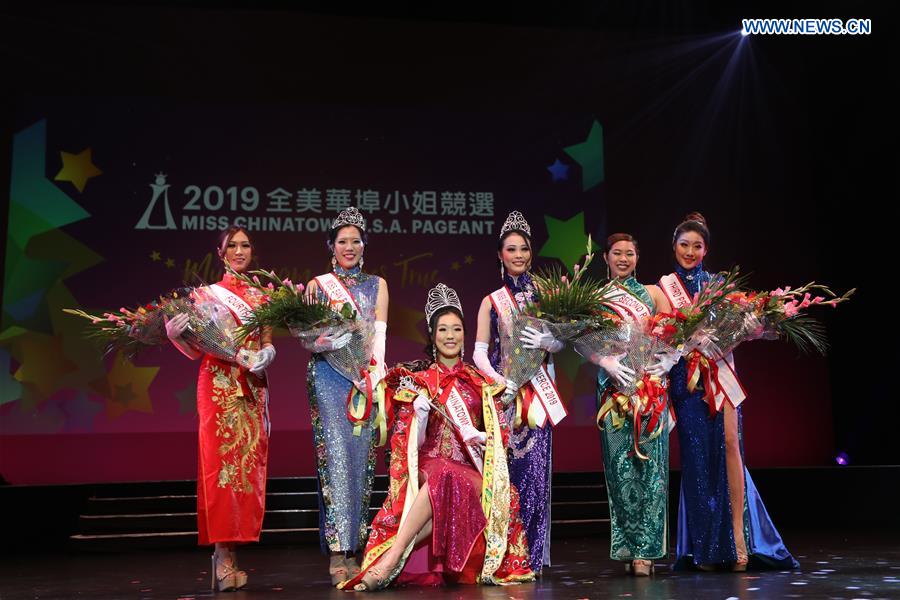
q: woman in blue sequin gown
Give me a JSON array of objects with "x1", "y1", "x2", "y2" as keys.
[
  {"x1": 664, "y1": 212, "x2": 797, "y2": 571},
  {"x1": 473, "y1": 211, "x2": 561, "y2": 575},
  {"x1": 304, "y1": 208, "x2": 390, "y2": 585}
]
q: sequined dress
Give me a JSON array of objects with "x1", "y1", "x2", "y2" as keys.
[
  {"x1": 488, "y1": 271, "x2": 552, "y2": 573},
  {"x1": 307, "y1": 265, "x2": 378, "y2": 554},
  {"x1": 596, "y1": 276, "x2": 670, "y2": 561},
  {"x1": 195, "y1": 274, "x2": 269, "y2": 545},
  {"x1": 669, "y1": 263, "x2": 798, "y2": 570}
]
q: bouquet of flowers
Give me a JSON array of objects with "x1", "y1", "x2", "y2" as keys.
[
  {"x1": 63, "y1": 293, "x2": 178, "y2": 358},
  {"x1": 688, "y1": 281, "x2": 855, "y2": 359},
  {"x1": 500, "y1": 237, "x2": 618, "y2": 406},
  {"x1": 65, "y1": 286, "x2": 263, "y2": 368},
  {"x1": 229, "y1": 268, "x2": 374, "y2": 384}
]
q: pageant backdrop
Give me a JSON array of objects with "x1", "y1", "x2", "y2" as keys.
[{"x1": 1, "y1": 96, "x2": 835, "y2": 483}]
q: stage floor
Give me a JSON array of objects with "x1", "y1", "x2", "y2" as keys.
[{"x1": 2, "y1": 530, "x2": 898, "y2": 599}]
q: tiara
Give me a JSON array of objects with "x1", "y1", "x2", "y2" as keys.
[
  {"x1": 331, "y1": 206, "x2": 366, "y2": 231},
  {"x1": 499, "y1": 210, "x2": 531, "y2": 238},
  {"x1": 424, "y1": 283, "x2": 463, "y2": 330}
]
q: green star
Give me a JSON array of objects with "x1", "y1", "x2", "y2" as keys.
[
  {"x1": 538, "y1": 212, "x2": 596, "y2": 271},
  {"x1": 165, "y1": 258, "x2": 175, "y2": 268},
  {"x1": 463, "y1": 255, "x2": 473, "y2": 265},
  {"x1": 450, "y1": 261, "x2": 461, "y2": 271},
  {"x1": 563, "y1": 120, "x2": 605, "y2": 191},
  {"x1": 150, "y1": 251, "x2": 161, "y2": 261}
]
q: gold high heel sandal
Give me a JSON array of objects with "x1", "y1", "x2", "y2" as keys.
[
  {"x1": 329, "y1": 555, "x2": 350, "y2": 586},
  {"x1": 210, "y1": 554, "x2": 248, "y2": 592},
  {"x1": 626, "y1": 559, "x2": 654, "y2": 577},
  {"x1": 732, "y1": 550, "x2": 749, "y2": 572}
]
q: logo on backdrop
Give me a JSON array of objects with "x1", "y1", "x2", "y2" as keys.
[{"x1": 132, "y1": 174, "x2": 497, "y2": 236}]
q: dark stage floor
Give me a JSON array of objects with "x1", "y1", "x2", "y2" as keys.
[{"x1": 2, "y1": 530, "x2": 898, "y2": 599}]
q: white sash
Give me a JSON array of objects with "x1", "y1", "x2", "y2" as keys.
[
  {"x1": 314, "y1": 273, "x2": 362, "y2": 314},
  {"x1": 443, "y1": 384, "x2": 484, "y2": 474},
  {"x1": 659, "y1": 272, "x2": 746, "y2": 409},
  {"x1": 488, "y1": 286, "x2": 567, "y2": 427},
  {"x1": 603, "y1": 284, "x2": 653, "y2": 323},
  {"x1": 209, "y1": 284, "x2": 253, "y2": 326}
]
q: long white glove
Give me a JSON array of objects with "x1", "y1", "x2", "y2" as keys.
[
  {"x1": 371, "y1": 321, "x2": 387, "y2": 386},
  {"x1": 305, "y1": 331, "x2": 351, "y2": 353},
  {"x1": 519, "y1": 325, "x2": 564, "y2": 353},
  {"x1": 459, "y1": 423, "x2": 487, "y2": 449},
  {"x1": 685, "y1": 331, "x2": 723, "y2": 359},
  {"x1": 249, "y1": 345, "x2": 276, "y2": 375},
  {"x1": 646, "y1": 349, "x2": 679, "y2": 377},
  {"x1": 413, "y1": 394, "x2": 431, "y2": 448},
  {"x1": 594, "y1": 352, "x2": 636, "y2": 388},
  {"x1": 472, "y1": 341, "x2": 507, "y2": 387}
]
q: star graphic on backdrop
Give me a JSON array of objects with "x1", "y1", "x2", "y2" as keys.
[
  {"x1": 165, "y1": 258, "x2": 175, "y2": 268},
  {"x1": 463, "y1": 255, "x2": 473, "y2": 265},
  {"x1": 12, "y1": 333, "x2": 78, "y2": 399},
  {"x1": 101, "y1": 352, "x2": 159, "y2": 418},
  {"x1": 175, "y1": 383, "x2": 197, "y2": 415},
  {"x1": 0, "y1": 349, "x2": 23, "y2": 406},
  {"x1": 538, "y1": 212, "x2": 597, "y2": 270},
  {"x1": 547, "y1": 159, "x2": 570, "y2": 182},
  {"x1": 563, "y1": 120, "x2": 605, "y2": 191},
  {"x1": 150, "y1": 251, "x2": 161, "y2": 261},
  {"x1": 54, "y1": 148, "x2": 102, "y2": 193},
  {"x1": 388, "y1": 305, "x2": 426, "y2": 346},
  {"x1": 450, "y1": 261, "x2": 461, "y2": 271}
]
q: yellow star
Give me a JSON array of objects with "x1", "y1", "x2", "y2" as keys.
[
  {"x1": 102, "y1": 352, "x2": 159, "y2": 418},
  {"x1": 165, "y1": 258, "x2": 175, "y2": 268},
  {"x1": 54, "y1": 148, "x2": 102, "y2": 193},
  {"x1": 11, "y1": 333, "x2": 78, "y2": 399},
  {"x1": 464, "y1": 255, "x2": 473, "y2": 265},
  {"x1": 387, "y1": 305, "x2": 426, "y2": 346},
  {"x1": 450, "y1": 261, "x2": 461, "y2": 271},
  {"x1": 150, "y1": 251, "x2": 161, "y2": 261}
]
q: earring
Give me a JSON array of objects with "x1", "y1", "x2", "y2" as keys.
[
  {"x1": 431, "y1": 345, "x2": 437, "y2": 363},
  {"x1": 331, "y1": 256, "x2": 337, "y2": 270},
  {"x1": 606, "y1": 264, "x2": 610, "y2": 280},
  {"x1": 633, "y1": 266, "x2": 637, "y2": 281},
  {"x1": 460, "y1": 346, "x2": 465, "y2": 362},
  {"x1": 500, "y1": 264, "x2": 505, "y2": 279},
  {"x1": 359, "y1": 256, "x2": 365, "y2": 270}
]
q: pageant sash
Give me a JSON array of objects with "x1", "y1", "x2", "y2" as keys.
[
  {"x1": 209, "y1": 284, "x2": 253, "y2": 326},
  {"x1": 440, "y1": 383, "x2": 485, "y2": 474},
  {"x1": 659, "y1": 272, "x2": 746, "y2": 410},
  {"x1": 603, "y1": 284, "x2": 653, "y2": 323},
  {"x1": 488, "y1": 286, "x2": 567, "y2": 427},
  {"x1": 314, "y1": 272, "x2": 362, "y2": 314}
]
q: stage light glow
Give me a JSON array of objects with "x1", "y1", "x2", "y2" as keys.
[{"x1": 835, "y1": 452, "x2": 850, "y2": 466}]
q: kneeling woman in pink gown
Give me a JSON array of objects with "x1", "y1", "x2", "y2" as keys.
[{"x1": 341, "y1": 283, "x2": 534, "y2": 591}]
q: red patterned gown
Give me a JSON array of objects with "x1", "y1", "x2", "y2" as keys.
[
  {"x1": 195, "y1": 274, "x2": 270, "y2": 545},
  {"x1": 343, "y1": 360, "x2": 533, "y2": 588}
]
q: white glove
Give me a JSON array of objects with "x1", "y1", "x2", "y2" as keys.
[
  {"x1": 249, "y1": 346, "x2": 276, "y2": 375},
  {"x1": 686, "y1": 331, "x2": 722, "y2": 359},
  {"x1": 165, "y1": 313, "x2": 190, "y2": 340},
  {"x1": 594, "y1": 352, "x2": 636, "y2": 388},
  {"x1": 499, "y1": 378, "x2": 519, "y2": 407},
  {"x1": 743, "y1": 312, "x2": 777, "y2": 341},
  {"x1": 646, "y1": 350, "x2": 679, "y2": 377},
  {"x1": 413, "y1": 394, "x2": 430, "y2": 448},
  {"x1": 472, "y1": 341, "x2": 507, "y2": 388},
  {"x1": 306, "y1": 331, "x2": 351, "y2": 353},
  {"x1": 371, "y1": 320, "x2": 387, "y2": 385},
  {"x1": 413, "y1": 394, "x2": 431, "y2": 418},
  {"x1": 459, "y1": 423, "x2": 487, "y2": 448},
  {"x1": 519, "y1": 325, "x2": 564, "y2": 353}
]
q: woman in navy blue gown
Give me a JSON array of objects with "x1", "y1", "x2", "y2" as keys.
[{"x1": 661, "y1": 212, "x2": 798, "y2": 571}]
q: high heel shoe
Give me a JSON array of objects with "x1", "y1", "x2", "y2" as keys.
[
  {"x1": 210, "y1": 554, "x2": 248, "y2": 592},
  {"x1": 329, "y1": 555, "x2": 350, "y2": 586},
  {"x1": 345, "y1": 556, "x2": 362, "y2": 578},
  {"x1": 628, "y1": 559, "x2": 654, "y2": 577},
  {"x1": 732, "y1": 551, "x2": 749, "y2": 572}
]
